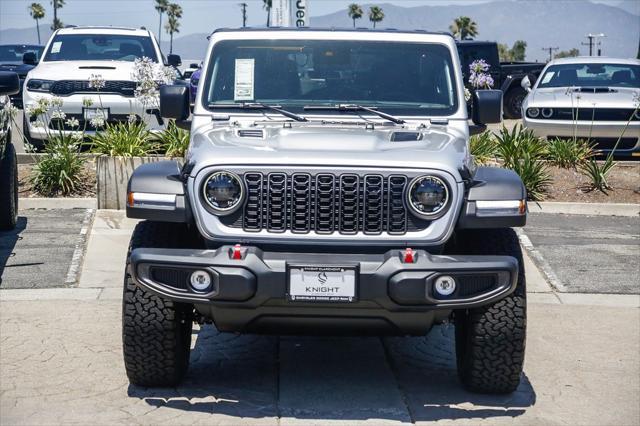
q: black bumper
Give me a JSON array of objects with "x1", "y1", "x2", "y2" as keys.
[{"x1": 129, "y1": 246, "x2": 518, "y2": 335}]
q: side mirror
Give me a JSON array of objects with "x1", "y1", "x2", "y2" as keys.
[
  {"x1": 167, "y1": 54, "x2": 182, "y2": 68},
  {"x1": 472, "y1": 89, "x2": 502, "y2": 125},
  {"x1": 160, "y1": 85, "x2": 190, "y2": 121},
  {"x1": 23, "y1": 52, "x2": 38, "y2": 65},
  {"x1": 0, "y1": 71, "x2": 20, "y2": 96}
]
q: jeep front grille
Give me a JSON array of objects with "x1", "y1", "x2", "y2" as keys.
[{"x1": 237, "y1": 172, "x2": 415, "y2": 235}]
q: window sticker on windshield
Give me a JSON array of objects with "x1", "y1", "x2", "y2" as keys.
[
  {"x1": 234, "y1": 58, "x2": 255, "y2": 101},
  {"x1": 51, "y1": 42, "x2": 62, "y2": 54},
  {"x1": 541, "y1": 71, "x2": 554, "y2": 84}
]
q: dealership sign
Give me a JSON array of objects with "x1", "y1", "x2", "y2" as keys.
[{"x1": 270, "y1": 0, "x2": 309, "y2": 27}]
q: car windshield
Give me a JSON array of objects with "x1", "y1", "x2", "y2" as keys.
[
  {"x1": 43, "y1": 34, "x2": 158, "y2": 62},
  {"x1": 537, "y1": 63, "x2": 640, "y2": 88},
  {"x1": 0, "y1": 45, "x2": 43, "y2": 64},
  {"x1": 203, "y1": 39, "x2": 459, "y2": 116}
]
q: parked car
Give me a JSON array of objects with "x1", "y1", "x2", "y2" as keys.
[
  {"x1": 522, "y1": 57, "x2": 640, "y2": 157},
  {"x1": 0, "y1": 72, "x2": 20, "y2": 230},
  {"x1": 22, "y1": 26, "x2": 181, "y2": 149},
  {"x1": 181, "y1": 62, "x2": 200, "y2": 80},
  {"x1": 189, "y1": 65, "x2": 201, "y2": 104},
  {"x1": 122, "y1": 28, "x2": 528, "y2": 395},
  {"x1": 456, "y1": 40, "x2": 544, "y2": 118},
  {"x1": 0, "y1": 44, "x2": 44, "y2": 108}
]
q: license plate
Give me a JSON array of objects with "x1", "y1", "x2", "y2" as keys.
[
  {"x1": 83, "y1": 108, "x2": 109, "y2": 120},
  {"x1": 288, "y1": 265, "x2": 357, "y2": 302}
]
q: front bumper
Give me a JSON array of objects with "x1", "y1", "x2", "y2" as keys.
[
  {"x1": 523, "y1": 117, "x2": 640, "y2": 155},
  {"x1": 129, "y1": 245, "x2": 518, "y2": 335},
  {"x1": 22, "y1": 91, "x2": 165, "y2": 140}
]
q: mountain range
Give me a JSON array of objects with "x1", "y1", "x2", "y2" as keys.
[{"x1": 1, "y1": 1, "x2": 638, "y2": 63}]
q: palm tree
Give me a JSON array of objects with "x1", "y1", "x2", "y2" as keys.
[
  {"x1": 165, "y1": 3, "x2": 183, "y2": 54},
  {"x1": 50, "y1": 0, "x2": 64, "y2": 30},
  {"x1": 28, "y1": 3, "x2": 45, "y2": 44},
  {"x1": 449, "y1": 16, "x2": 478, "y2": 40},
  {"x1": 368, "y1": 6, "x2": 384, "y2": 29},
  {"x1": 155, "y1": 0, "x2": 169, "y2": 46},
  {"x1": 263, "y1": 0, "x2": 272, "y2": 27},
  {"x1": 347, "y1": 4, "x2": 363, "y2": 28}
]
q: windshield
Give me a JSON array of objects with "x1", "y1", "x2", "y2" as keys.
[
  {"x1": 537, "y1": 63, "x2": 640, "y2": 88},
  {"x1": 203, "y1": 39, "x2": 459, "y2": 116},
  {"x1": 0, "y1": 45, "x2": 43, "y2": 64},
  {"x1": 43, "y1": 34, "x2": 158, "y2": 62}
]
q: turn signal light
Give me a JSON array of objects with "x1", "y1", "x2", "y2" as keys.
[{"x1": 402, "y1": 248, "x2": 416, "y2": 263}]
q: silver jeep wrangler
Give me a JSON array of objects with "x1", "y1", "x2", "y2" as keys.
[{"x1": 122, "y1": 29, "x2": 527, "y2": 394}]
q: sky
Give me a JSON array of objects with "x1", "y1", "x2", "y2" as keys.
[{"x1": 0, "y1": 0, "x2": 634, "y2": 37}]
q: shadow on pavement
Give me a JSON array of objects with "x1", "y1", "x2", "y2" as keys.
[
  {"x1": 0, "y1": 216, "x2": 29, "y2": 286},
  {"x1": 129, "y1": 324, "x2": 536, "y2": 423}
]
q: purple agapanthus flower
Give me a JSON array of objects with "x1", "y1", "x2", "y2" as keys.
[{"x1": 468, "y1": 59, "x2": 494, "y2": 89}]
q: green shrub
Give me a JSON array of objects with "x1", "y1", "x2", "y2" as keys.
[
  {"x1": 30, "y1": 134, "x2": 85, "y2": 196},
  {"x1": 90, "y1": 121, "x2": 157, "y2": 157},
  {"x1": 546, "y1": 138, "x2": 594, "y2": 168},
  {"x1": 153, "y1": 120, "x2": 190, "y2": 157},
  {"x1": 470, "y1": 131, "x2": 497, "y2": 165},
  {"x1": 494, "y1": 124, "x2": 551, "y2": 201}
]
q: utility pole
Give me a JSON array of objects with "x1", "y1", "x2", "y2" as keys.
[
  {"x1": 582, "y1": 33, "x2": 605, "y2": 56},
  {"x1": 239, "y1": 2, "x2": 248, "y2": 27},
  {"x1": 542, "y1": 46, "x2": 559, "y2": 62}
]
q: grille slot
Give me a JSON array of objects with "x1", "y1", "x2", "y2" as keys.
[
  {"x1": 238, "y1": 172, "x2": 419, "y2": 235},
  {"x1": 50, "y1": 80, "x2": 137, "y2": 97},
  {"x1": 238, "y1": 129, "x2": 265, "y2": 138}
]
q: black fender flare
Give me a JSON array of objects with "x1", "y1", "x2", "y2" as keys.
[{"x1": 126, "y1": 160, "x2": 192, "y2": 223}]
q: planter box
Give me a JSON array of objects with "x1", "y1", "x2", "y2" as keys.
[{"x1": 96, "y1": 156, "x2": 166, "y2": 210}]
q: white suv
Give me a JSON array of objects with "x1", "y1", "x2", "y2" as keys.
[{"x1": 23, "y1": 26, "x2": 178, "y2": 147}]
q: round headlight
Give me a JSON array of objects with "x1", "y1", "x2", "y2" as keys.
[
  {"x1": 527, "y1": 107, "x2": 540, "y2": 118},
  {"x1": 202, "y1": 171, "x2": 244, "y2": 215},
  {"x1": 407, "y1": 175, "x2": 449, "y2": 219},
  {"x1": 541, "y1": 108, "x2": 553, "y2": 118}
]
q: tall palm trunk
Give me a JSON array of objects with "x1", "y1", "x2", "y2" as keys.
[
  {"x1": 158, "y1": 12, "x2": 163, "y2": 45},
  {"x1": 352, "y1": 18, "x2": 355, "y2": 28},
  {"x1": 170, "y1": 33, "x2": 173, "y2": 54},
  {"x1": 36, "y1": 18, "x2": 41, "y2": 44}
]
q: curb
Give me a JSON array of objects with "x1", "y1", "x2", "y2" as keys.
[
  {"x1": 19, "y1": 197, "x2": 97, "y2": 209},
  {"x1": 529, "y1": 202, "x2": 639, "y2": 217},
  {"x1": 17, "y1": 153, "x2": 98, "y2": 165}
]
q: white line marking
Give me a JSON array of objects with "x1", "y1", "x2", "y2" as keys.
[{"x1": 64, "y1": 209, "x2": 95, "y2": 285}]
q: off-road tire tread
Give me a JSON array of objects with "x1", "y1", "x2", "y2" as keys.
[
  {"x1": 122, "y1": 221, "x2": 196, "y2": 387},
  {"x1": 453, "y1": 228, "x2": 526, "y2": 394},
  {"x1": 0, "y1": 140, "x2": 18, "y2": 230}
]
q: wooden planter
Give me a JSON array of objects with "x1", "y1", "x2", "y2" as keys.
[{"x1": 96, "y1": 156, "x2": 164, "y2": 210}]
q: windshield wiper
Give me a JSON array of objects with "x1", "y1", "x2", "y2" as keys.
[
  {"x1": 303, "y1": 104, "x2": 406, "y2": 125},
  {"x1": 208, "y1": 102, "x2": 308, "y2": 122}
]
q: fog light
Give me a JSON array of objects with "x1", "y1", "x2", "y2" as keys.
[
  {"x1": 434, "y1": 275, "x2": 456, "y2": 296},
  {"x1": 190, "y1": 270, "x2": 212, "y2": 292}
]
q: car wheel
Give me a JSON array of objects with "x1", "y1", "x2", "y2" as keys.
[
  {"x1": 451, "y1": 228, "x2": 527, "y2": 394},
  {"x1": 122, "y1": 221, "x2": 201, "y2": 387},
  {"x1": 504, "y1": 87, "x2": 527, "y2": 119},
  {"x1": 0, "y1": 139, "x2": 18, "y2": 230}
]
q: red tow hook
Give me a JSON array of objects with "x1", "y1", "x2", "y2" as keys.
[
  {"x1": 230, "y1": 244, "x2": 245, "y2": 260},
  {"x1": 403, "y1": 247, "x2": 416, "y2": 263}
]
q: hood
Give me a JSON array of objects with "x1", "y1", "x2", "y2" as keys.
[
  {"x1": 187, "y1": 120, "x2": 469, "y2": 181},
  {"x1": 529, "y1": 87, "x2": 640, "y2": 109},
  {"x1": 26, "y1": 60, "x2": 139, "y2": 81},
  {"x1": 0, "y1": 63, "x2": 35, "y2": 77}
]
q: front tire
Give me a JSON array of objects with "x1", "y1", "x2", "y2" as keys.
[
  {"x1": 452, "y1": 228, "x2": 527, "y2": 394},
  {"x1": 0, "y1": 140, "x2": 18, "y2": 230},
  {"x1": 122, "y1": 221, "x2": 199, "y2": 387},
  {"x1": 504, "y1": 87, "x2": 527, "y2": 119}
]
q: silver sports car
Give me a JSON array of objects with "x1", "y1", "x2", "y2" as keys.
[{"x1": 521, "y1": 57, "x2": 640, "y2": 157}]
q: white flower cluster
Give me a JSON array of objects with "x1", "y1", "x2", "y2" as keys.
[
  {"x1": 131, "y1": 56, "x2": 176, "y2": 108},
  {"x1": 88, "y1": 74, "x2": 106, "y2": 90}
]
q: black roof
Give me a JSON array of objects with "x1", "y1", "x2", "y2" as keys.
[{"x1": 211, "y1": 27, "x2": 451, "y2": 37}]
